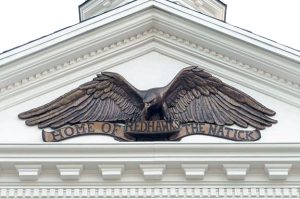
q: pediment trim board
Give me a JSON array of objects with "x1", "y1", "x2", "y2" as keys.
[
  {"x1": 152, "y1": 10, "x2": 299, "y2": 82},
  {"x1": 152, "y1": 0, "x2": 300, "y2": 59},
  {"x1": 1, "y1": 143, "x2": 300, "y2": 161},
  {"x1": 0, "y1": 8, "x2": 156, "y2": 85},
  {"x1": 0, "y1": 38, "x2": 157, "y2": 111},
  {"x1": 155, "y1": 40, "x2": 300, "y2": 107},
  {"x1": 0, "y1": 28, "x2": 299, "y2": 111},
  {"x1": 0, "y1": 0, "x2": 299, "y2": 69}
]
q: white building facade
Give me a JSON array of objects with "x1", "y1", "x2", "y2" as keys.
[{"x1": 0, "y1": 0, "x2": 299, "y2": 198}]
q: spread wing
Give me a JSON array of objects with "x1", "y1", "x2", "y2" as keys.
[
  {"x1": 18, "y1": 72, "x2": 144, "y2": 129},
  {"x1": 163, "y1": 66, "x2": 277, "y2": 130}
]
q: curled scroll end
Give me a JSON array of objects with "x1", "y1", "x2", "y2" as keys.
[{"x1": 42, "y1": 130, "x2": 57, "y2": 142}]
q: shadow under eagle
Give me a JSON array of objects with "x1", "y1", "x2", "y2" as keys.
[{"x1": 19, "y1": 66, "x2": 277, "y2": 130}]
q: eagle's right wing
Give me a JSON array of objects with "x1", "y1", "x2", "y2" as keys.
[
  {"x1": 162, "y1": 66, "x2": 277, "y2": 130},
  {"x1": 18, "y1": 72, "x2": 144, "y2": 129}
]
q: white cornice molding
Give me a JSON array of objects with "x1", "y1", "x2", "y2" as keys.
[
  {"x1": 181, "y1": 164, "x2": 208, "y2": 179},
  {"x1": 140, "y1": 164, "x2": 166, "y2": 180},
  {"x1": 223, "y1": 164, "x2": 250, "y2": 180},
  {"x1": 0, "y1": 143, "x2": 299, "y2": 170},
  {"x1": 15, "y1": 165, "x2": 42, "y2": 181},
  {"x1": 2, "y1": 28, "x2": 298, "y2": 93},
  {"x1": 98, "y1": 164, "x2": 125, "y2": 180},
  {"x1": 0, "y1": 143, "x2": 299, "y2": 198},
  {"x1": 1, "y1": 143, "x2": 299, "y2": 167},
  {"x1": 0, "y1": 186, "x2": 299, "y2": 198},
  {"x1": 0, "y1": 1, "x2": 299, "y2": 110},
  {"x1": 265, "y1": 164, "x2": 292, "y2": 180},
  {"x1": 56, "y1": 165, "x2": 83, "y2": 180},
  {"x1": 1, "y1": 0, "x2": 299, "y2": 64},
  {"x1": 0, "y1": 27, "x2": 299, "y2": 111}
]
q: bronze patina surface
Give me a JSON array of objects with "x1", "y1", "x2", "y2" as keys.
[
  {"x1": 42, "y1": 121, "x2": 261, "y2": 142},
  {"x1": 19, "y1": 66, "x2": 277, "y2": 142}
]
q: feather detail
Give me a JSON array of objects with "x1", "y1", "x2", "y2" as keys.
[
  {"x1": 19, "y1": 72, "x2": 144, "y2": 129},
  {"x1": 163, "y1": 66, "x2": 276, "y2": 129}
]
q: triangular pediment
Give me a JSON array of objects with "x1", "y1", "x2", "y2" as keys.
[
  {"x1": 0, "y1": 0, "x2": 299, "y2": 143},
  {"x1": 1, "y1": 49, "x2": 300, "y2": 143}
]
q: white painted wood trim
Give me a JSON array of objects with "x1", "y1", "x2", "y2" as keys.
[
  {"x1": 181, "y1": 164, "x2": 208, "y2": 179},
  {"x1": 265, "y1": 164, "x2": 292, "y2": 180},
  {"x1": 0, "y1": 143, "x2": 299, "y2": 198},
  {"x1": 0, "y1": 27, "x2": 299, "y2": 111},
  {"x1": 140, "y1": 164, "x2": 166, "y2": 180},
  {"x1": 56, "y1": 165, "x2": 83, "y2": 180},
  {"x1": 223, "y1": 164, "x2": 250, "y2": 180},
  {"x1": 0, "y1": 186, "x2": 299, "y2": 198},
  {"x1": 98, "y1": 164, "x2": 125, "y2": 180},
  {"x1": 1, "y1": 1, "x2": 299, "y2": 111},
  {"x1": 14, "y1": 165, "x2": 42, "y2": 181},
  {"x1": 0, "y1": 0, "x2": 298, "y2": 63}
]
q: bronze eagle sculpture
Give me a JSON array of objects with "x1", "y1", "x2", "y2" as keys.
[{"x1": 19, "y1": 66, "x2": 276, "y2": 131}]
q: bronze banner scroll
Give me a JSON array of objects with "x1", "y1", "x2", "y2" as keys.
[
  {"x1": 42, "y1": 122, "x2": 132, "y2": 142},
  {"x1": 42, "y1": 121, "x2": 261, "y2": 142},
  {"x1": 170, "y1": 123, "x2": 260, "y2": 141},
  {"x1": 125, "y1": 120, "x2": 180, "y2": 134}
]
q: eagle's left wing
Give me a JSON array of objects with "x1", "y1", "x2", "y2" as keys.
[
  {"x1": 162, "y1": 66, "x2": 277, "y2": 130},
  {"x1": 18, "y1": 72, "x2": 144, "y2": 129}
]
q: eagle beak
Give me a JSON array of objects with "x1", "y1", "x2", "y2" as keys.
[{"x1": 145, "y1": 103, "x2": 151, "y2": 108}]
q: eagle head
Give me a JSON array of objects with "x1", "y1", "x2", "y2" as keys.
[
  {"x1": 141, "y1": 88, "x2": 165, "y2": 121},
  {"x1": 143, "y1": 91, "x2": 158, "y2": 108}
]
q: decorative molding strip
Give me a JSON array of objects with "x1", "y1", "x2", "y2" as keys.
[
  {"x1": 15, "y1": 165, "x2": 42, "y2": 181},
  {"x1": 181, "y1": 164, "x2": 208, "y2": 179},
  {"x1": 98, "y1": 164, "x2": 125, "y2": 180},
  {"x1": 151, "y1": 28, "x2": 300, "y2": 90},
  {"x1": 0, "y1": 27, "x2": 299, "y2": 98},
  {"x1": 0, "y1": 186, "x2": 299, "y2": 198},
  {"x1": 0, "y1": 144, "x2": 298, "y2": 186},
  {"x1": 223, "y1": 164, "x2": 250, "y2": 180},
  {"x1": 265, "y1": 164, "x2": 292, "y2": 180},
  {"x1": 140, "y1": 164, "x2": 166, "y2": 180},
  {"x1": 0, "y1": 29, "x2": 153, "y2": 95},
  {"x1": 56, "y1": 165, "x2": 83, "y2": 180}
]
